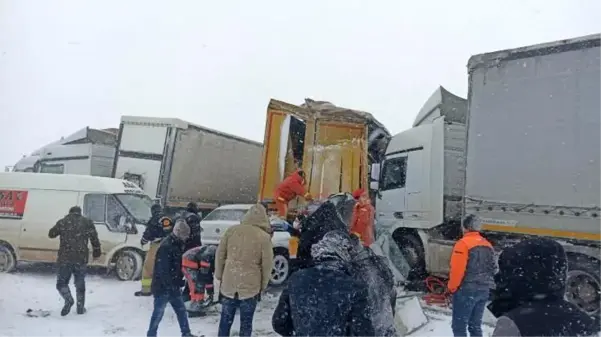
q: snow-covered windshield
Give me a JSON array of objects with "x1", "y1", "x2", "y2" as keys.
[
  {"x1": 115, "y1": 194, "x2": 153, "y2": 223},
  {"x1": 203, "y1": 209, "x2": 248, "y2": 221}
]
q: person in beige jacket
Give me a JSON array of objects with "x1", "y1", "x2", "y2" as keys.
[{"x1": 215, "y1": 204, "x2": 274, "y2": 337}]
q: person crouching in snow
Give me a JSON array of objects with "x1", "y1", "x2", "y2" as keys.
[
  {"x1": 272, "y1": 230, "x2": 376, "y2": 337},
  {"x1": 489, "y1": 237, "x2": 599, "y2": 337},
  {"x1": 448, "y1": 215, "x2": 496, "y2": 337},
  {"x1": 136, "y1": 204, "x2": 173, "y2": 297},
  {"x1": 350, "y1": 188, "x2": 375, "y2": 247},
  {"x1": 182, "y1": 245, "x2": 217, "y2": 317},
  {"x1": 349, "y1": 234, "x2": 397, "y2": 337},
  {"x1": 214, "y1": 204, "x2": 274, "y2": 337},
  {"x1": 146, "y1": 219, "x2": 195, "y2": 337}
]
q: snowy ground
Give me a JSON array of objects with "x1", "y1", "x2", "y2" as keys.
[{"x1": 0, "y1": 264, "x2": 493, "y2": 336}]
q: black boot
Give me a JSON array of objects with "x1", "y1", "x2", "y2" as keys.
[
  {"x1": 134, "y1": 291, "x2": 152, "y2": 297},
  {"x1": 76, "y1": 290, "x2": 86, "y2": 315},
  {"x1": 58, "y1": 287, "x2": 74, "y2": 316}
]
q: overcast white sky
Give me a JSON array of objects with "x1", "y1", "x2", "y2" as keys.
[{"x1": 0, "y1": 0, "x2": 599, "y2": 168}]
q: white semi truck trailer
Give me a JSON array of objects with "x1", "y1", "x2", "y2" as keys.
[{"x1": 372, "y1": 34, "x2": 600, "y2": 315}]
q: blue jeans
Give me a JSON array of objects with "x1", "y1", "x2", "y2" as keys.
[
  {"x1": 451, "y1": 287, "x2": 489, "y2": 337},
  {"x1": 218, "y1": 294, "x2": 259, "y2": 337},
  {"x1": 147, "y1": 292, "x2": 191, "y2": 337}
]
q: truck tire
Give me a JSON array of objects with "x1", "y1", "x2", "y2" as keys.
[
  {"x1": 396, "y1": 233, "x2": 427, "y2": 283},
  {"x1": 566, "y1": 255, "x2": 600, "y2": 316},
  {"x1": 0, "y1": 244, "x2": 16, "y2": 273},
  {"x1": 113, "y1": 249, "x2": 144, "y2": 281}
]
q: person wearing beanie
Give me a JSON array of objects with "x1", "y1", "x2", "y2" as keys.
[
  {"x1": 146, "y1": 219, "x2": 195, "y2": 337},
  {"x1": 350, "y1": 188, "x2": 375, "y2": 247},
  {"x1": 48, "y1": 205, "x2": 101, "y2": 316},
  {"x1": 490, "y1": 237, "x2": 599, "y2": 337},
  {"x1": 448, "y1": 214, "x2": 496, "y2": 337}
]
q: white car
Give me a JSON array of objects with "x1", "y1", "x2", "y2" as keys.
[{"x1": 200, "y1": 204, "x2": 291, "y2": 286}]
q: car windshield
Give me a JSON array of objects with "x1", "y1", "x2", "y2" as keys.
[
  {"x1": 115, "y1": 193, "x2": 153, "y2": 223},
  {"x1": 203, "y1": 209, "x2": 248, "y2": 222}
]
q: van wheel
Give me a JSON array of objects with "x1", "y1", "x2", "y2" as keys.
[
  {"x1": 0, "y1": 244, "x2": 16, "y2": 273},
  {"x1": 270, "y1": 249, "x2": 290, "y2": 286},
  {"x1": 114, "y1": 249, "x2": 143, "y2": 281},
  {"x1": 566, "y1": 256, "x2": 600, "y2": 316}
]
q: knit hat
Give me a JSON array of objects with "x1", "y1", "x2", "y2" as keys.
[
  {"x1": 352, "y1": 188, "x2": 366, "y2": 200},
  {"x1": 462, "y1": 214, "x2": 482, "y2": 231},
  {"x1": 69, "y1": 206, "x2": 82, "y2": 215},
  {"x1": 311, "y1": 230, "x2": 352, "y2": 262},
  {"x1": 172, "y1": 219, "x2": 191, "y2": 240}
]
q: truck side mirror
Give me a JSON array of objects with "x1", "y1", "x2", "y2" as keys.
[
  {"x1": 370, "y1": 181, "x2": 379, "y2": 190},
  {"x1": 370, "y1": 163, "x2": 381, "y2": 181}
]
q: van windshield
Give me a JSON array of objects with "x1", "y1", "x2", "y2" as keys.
[{"x1": 115, "y1": 193, "x2": 153, "y2": 223}]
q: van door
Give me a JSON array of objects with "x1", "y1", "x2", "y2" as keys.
[
  {"x1": 82, "y1": 193, "x2": 128, "y2": 265},
  {"x1": 376, "y1": 154, "x2": 408, "y2": 229},
  {"x1": 18, "y1": 190, "x2": 79, "y2": 262}
]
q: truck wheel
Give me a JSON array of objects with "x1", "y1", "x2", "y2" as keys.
[
  {"x1": 0, "y1": 244, "x2": 16, "y2": 273},
  {"x1": 566, "y1": 256, "x2": 600, "y2": 316},
  {"x1": 114, "y1": 249, "x2": 143, "y2": 281},
  {"x1": 396, "y1": 233, "x2": 427, "y2": 281},
  {"x1": 270, "y1": 249, "x2": 290, "y2": 286}
]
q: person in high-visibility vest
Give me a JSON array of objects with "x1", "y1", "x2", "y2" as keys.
[
  {"x1": 350, "y1": 188, "x2": 375, "y2": 247},
  {"x1": 135, "y1": 204, "x2": 173, "y2": 297},
  {"x1": 274, "y1": 169, "x2": 312, "y2": 260}
]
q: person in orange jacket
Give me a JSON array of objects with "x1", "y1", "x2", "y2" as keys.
[
  {"x1": 447, "y1": 215, "x2": 496, "y2": 337},
  {"x1": 274, "y1": 170, "x2": 312, "y2": 219},
  {"x1": 350, "y1": 188, "x2": 375, "y2": 247}
]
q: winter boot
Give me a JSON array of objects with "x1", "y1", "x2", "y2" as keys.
[
  {"x1": 76, "y1": 290, "x2": 86, "y2": 315},
  {"x1": 58, "y1": 287, "x2": 74, "y2": 316}
]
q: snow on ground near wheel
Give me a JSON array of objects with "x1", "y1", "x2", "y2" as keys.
[{"x1": 0, "y1": 265, "x2": 488, "y2": 336}]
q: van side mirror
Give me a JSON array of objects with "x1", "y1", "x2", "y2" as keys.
[{"x1": 370, "y1": 163, "x2": 380, "y2": 181}]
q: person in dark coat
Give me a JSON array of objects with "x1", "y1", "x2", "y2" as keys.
[
  {"x1": 272, "y1": 230, "x2": 375, "y2": 337},
  {"x1": 349, "y1": 234, "x2": 397, "y2": 337},
  {"x1": 48, "y1": 206, "x2": 101, "y2": 316},
  {"x1": 136, "y1": 204, "x2": 173, "y2": 297},
  {"x1": 291, "y1": 201, "x2": 348, "y2": 273},
  {"x1": 147, "y1": 218, "x2": 195, "y2": 337},
  {"x1": 183, "y1": 202, "x2": 202, "y2": 251},
  {"x1": 489, "y1": 237, "x2": 599, "y2": 337}
]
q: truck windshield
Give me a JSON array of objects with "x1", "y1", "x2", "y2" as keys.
[
  {"x1": 114, "y1": 193, "x2": 153, "y2": 223},
  {"x1": 203, "y1": 209, "x2": 248, "y2": 221}
]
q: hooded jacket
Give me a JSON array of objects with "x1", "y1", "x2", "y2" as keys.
[
  {"x1": 272, "y1": 230, "x2": 376, "y2": 336},
  {"x1": 214, "y1": 204, "x2": 274, "y2": 300},
  {"x1": 274, "y1": 170, "x2": 310, "y2": 203},
  {"x1": 489, "y1": 238, "x2": 599, "y2": 337}
]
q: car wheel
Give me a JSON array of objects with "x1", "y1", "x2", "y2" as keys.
[
  {"x1": 114, "y1": 249, "x2": 143, "y2": 281},
  {"x1": 565, "y1": 256, "x2": 600, "y2": 316},
  {"x1": 270, "y1": 249, "x2": 290, "y2": 286},
  {"x1": 0, "y1": 244, "x2": 16, "y2": 273}
]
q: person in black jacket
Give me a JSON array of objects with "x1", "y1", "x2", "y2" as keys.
[
  {"x1": 349, "y1": 234, "x2": 397, "y2": 337},
  {"x1": 136, "y1": 204, "x2": 173, "y2": 297},
  {"x1": 48, "y1": 206, "x2": 101, "y2": 316},
  {"x1": 147, "y1": 219, "x2": 195, "y2": 337},
  {"x1": 182, "y1": 202, "x2": 202, "y2": 251},
  {"x1": 489, "y1": 237, "x2": 599, "y2": 337},
  {"x1": 272, "y1": 230, "x2": 375, "y2": 336}
]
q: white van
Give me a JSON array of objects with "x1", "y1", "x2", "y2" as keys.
[{"x1": 0, "y1": 172, "x2": 152, "y2": 281}]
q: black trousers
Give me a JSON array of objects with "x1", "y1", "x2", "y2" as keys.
[{"x1": 56, "y1": 263, "x2": 86, "y2": 292}]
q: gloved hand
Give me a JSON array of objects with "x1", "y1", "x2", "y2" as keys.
[{"x1": 92, "y1": 248, "x2": 102, "y2": 259}]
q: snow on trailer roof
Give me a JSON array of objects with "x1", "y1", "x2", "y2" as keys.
[
  {"x1": 268, "y1": 98, "x2": 390, "y2": 135},
  {"x1": 120, "y1": 115, "x2": 263, "y2": 147},
  {"x1": 468, "y1": 33, "x2": 601, "y2": 72},
  {"x1": 0, "y1": 172, "x2": 143, "y2": 193}
]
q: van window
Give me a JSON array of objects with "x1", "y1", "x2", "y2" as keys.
[
  {"x1": 40, "y1": 163, "x2": 65, "y2": 174},
  {"x1": 380, "y1": 157, "x2": 407, "y2": 191},
  {"x1": 107, "y1": 195, "x2": 129, "y2": 230},
  {"x1": 84, "y1": 194, "x2": 106, "y2": 222}
]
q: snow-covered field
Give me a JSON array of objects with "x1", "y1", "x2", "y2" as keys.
[{"x1": 0, "y1": 265, "x2": 493, "y2": 336}]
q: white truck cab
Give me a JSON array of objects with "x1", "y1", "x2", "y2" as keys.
[{"x1": 0, "y1": 172, "x2": 151, "y2": 280}]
